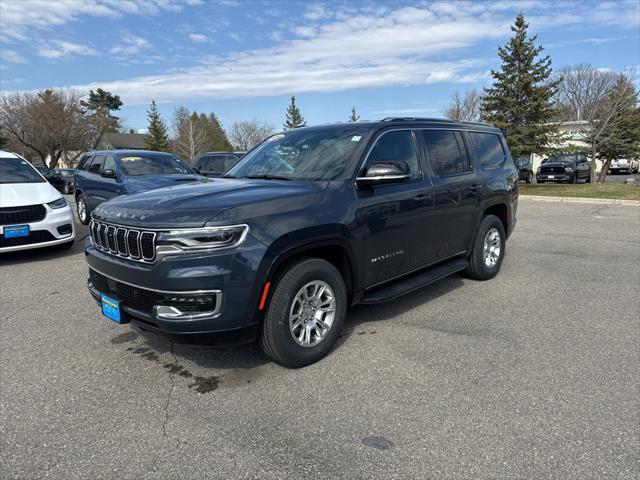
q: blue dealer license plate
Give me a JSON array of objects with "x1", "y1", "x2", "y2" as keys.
[
  {"x1": 3, "y1": 224, "x2": 30, "y2": 238},
  {"x1": 101, "y1": 294, "x2": 122, "y2": 323}
]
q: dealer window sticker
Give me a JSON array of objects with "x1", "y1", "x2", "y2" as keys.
[{"x1": 350, "y1": 135, "x2": 362, "y2": 142}]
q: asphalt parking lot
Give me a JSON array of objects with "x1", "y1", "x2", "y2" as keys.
[{"x1": 1, "y1": 198, "x2": 639, "y2": 479}]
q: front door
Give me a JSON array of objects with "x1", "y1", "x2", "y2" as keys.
[{"x1": 356, "y1": 129, "x2": 434, "y2": 288}]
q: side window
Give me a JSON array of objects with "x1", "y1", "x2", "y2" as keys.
[
  {"x1": 422, "y1": 130, "x2": 471, "y2": 177},
  {"x1": 78, "y1": 155, "x2": 92, "y2": 170},
  {"x1": 103, "y1": 156, "x2": 117, "y2": 172},
  {"x1": 204, "y1": 155, "x2": 226, "y2": 172},
  {"x1": 224, "y1": 155, "x2": 240, "y2": 171},
  {"x1": 467, "y1": 132, "x2": 505, "y2": 170},
  {"x1": 364, "y1": 130, "x2": 420, "y2": 179},
  {"x1": 88, "y1": 155, "x2": 106, "y2": 174}
]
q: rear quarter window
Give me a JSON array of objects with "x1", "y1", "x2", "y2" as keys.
[{"x1": 467, "y1": 132, "x2": 506, "y2": 170}]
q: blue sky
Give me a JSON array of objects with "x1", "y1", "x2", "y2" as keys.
[{"x1": 1, "y1": 0, "x2": 638, "y2": 133}]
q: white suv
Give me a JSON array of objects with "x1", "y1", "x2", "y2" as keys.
[{"x1": 0, "y1": 151, "x2": 75, "y2": 253}]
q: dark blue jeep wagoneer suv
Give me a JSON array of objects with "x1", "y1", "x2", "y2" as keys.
[{"x1": 85, "y1": 118, "x2": 518, "y2": 367}]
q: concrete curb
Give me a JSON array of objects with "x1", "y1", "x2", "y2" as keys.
[{"x1": 520, "y1": 195, "x2": 640, "y2": 206}]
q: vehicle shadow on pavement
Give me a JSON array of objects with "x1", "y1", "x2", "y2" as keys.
[
  {"x1": 108, "y1": 273, "x2": 466, "y2": 376},
  {"x1": 0, "y1": 233, "x2": 88, "y2": 266},
  {"x1": 336, "y1": 274, "x2": 466, "y2": 348}
]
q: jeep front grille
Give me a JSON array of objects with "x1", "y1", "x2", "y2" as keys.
[{"x1": 90, "y1": 220, "x2": 156, "y2": 261}]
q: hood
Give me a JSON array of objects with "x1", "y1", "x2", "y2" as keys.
[
  {"x1": 0, "y1": 182, "x2": 61, "y2": 208},
  {"x1": 124, "y1": 174, "x2": 206, "y2": 193},
  {"x1": 542, "y1": 161, "x2": 573, "y2": 167},
  {"x1": 92, "y1": 178, "x2": 325, "y2": 228}
]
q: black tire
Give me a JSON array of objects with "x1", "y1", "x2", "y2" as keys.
[
  {"x1": 260, "y1": 258, "x2": 347, "y2": 368},
  {"x1": 571, "y1": 172, "x2": 578, "y2": 184},
  {"x1": 526, "y1": 171, "x2": 533, "y2": 184},
  {"x1": 586, "y1": 173, "x2": 591, "y2": 183},
  {"x1": 76, "y1": 193, "x2": 90, "y2": 225},
  {"x1": 63, "y1": 184, "x2": 70, "y2": 195},
  {"x1": 465, "y1": 215, "x2": 506, "y2": 281}
]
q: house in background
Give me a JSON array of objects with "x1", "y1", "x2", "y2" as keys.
[{"x1": 56, "y1": 132, "x2": 148, "y2": 168}]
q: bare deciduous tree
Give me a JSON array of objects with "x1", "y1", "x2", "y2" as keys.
[
  {"x1": 229, "y1": 120, "x2": 275, "y2": 151},
  {"x1": 556, "y1": 64, "x2": 637, "y2": 182},
  {"x1": 443, "y1": 89, "x2": 482, "y2": 122},
  {"x1": 0, "y1": 89, "x2": 115, "y2": 168},
  {"x1": 172, "y1": 107, "x2": 210, "y2": 162}
]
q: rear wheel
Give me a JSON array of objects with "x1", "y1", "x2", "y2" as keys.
[
  {"x1": 260, "y1": 258, "x2": 347, "y2": 368},
  {"x1": 76, "y1": 193, "x2": 90, "y2": 225},
  {"x1": 465, "y1": 215, "x2": 506, "y2": 281},
  {"x1": 526, "y1": 171, "x2": 533, "y2": 184}
]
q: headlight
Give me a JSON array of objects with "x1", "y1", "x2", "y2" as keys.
[
  {"x1": 157, "y1": 225, "x2": 249, "y2": 252},
  {"x1": 47, "y1": 197, "x2": 67, "y2": 209},
  {"x1": 564, "y1": 167, "x2": 573, "y2": 173}
]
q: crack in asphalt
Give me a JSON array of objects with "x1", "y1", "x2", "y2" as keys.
[{"x1": 2, "y1": 290, "x2": 60, "y2": 321}]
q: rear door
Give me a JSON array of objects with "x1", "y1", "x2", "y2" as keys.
[{"x1": 419, "y1": 129, "x2": 481, "y2": 260}]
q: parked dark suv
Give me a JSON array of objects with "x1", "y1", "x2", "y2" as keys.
[
  {"x1": 74, "y1": 150, "x2": 204, "y2": 224},
  {"x1": 84, "y1": 118, "x2": 518, "y2": 367},
  {"x1": 515, "y1": 156, "x2": 533, "y2": 183},
  {"x1": 536, "y1": 154, "x2": 590, "y2": 184},
  {"x1": 193, "y1": 151, "x2": 245, "y2": 177}
]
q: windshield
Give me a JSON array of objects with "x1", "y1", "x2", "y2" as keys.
[
  {"x1": 119, "y1": 154, "x2": 194, "y2": 176},
  {"x1": 227, "y1": 126, "x2": 370, "y2": 181},
  {"x1": 0, "y1": 157, "x2": 47, "y2": 184},
  {"x1": 57, "y1": 169, "x2": 75, "y2": 177}
]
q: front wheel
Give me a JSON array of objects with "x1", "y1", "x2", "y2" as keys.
[
  {"x1": 76, "y1": 193, "x2": 90, "y2": 225},
  {"x1": 260, "y1": 258, "x2": 347, "y2": 368},
  {"x1": 526, "y1": 171, "x2": 533, "y2": 184},
  {"x1": 465, "y1": 215, "x2": 506, "y2": 281}
]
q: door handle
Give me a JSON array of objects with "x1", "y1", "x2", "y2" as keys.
[
  {"x1": 469, "y1": 184, "x2": 482, "y2": 193},
  {"x1": 413, "y1": 193, "x2": 431, "y2": 203}
]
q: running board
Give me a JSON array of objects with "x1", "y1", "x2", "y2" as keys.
[{"x1": 360, "y1": 257, "x2": 469, "y2": 304}]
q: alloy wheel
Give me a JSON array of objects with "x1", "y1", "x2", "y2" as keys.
[
  {"x1": 482, "y1": 227, "x2": 501, "y2": 268},
  {"x1": 289, "y1": 280, "x2": 336, "y2": 347}
]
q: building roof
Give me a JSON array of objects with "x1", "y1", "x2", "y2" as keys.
[{"x1": 99, "y1": 132, "x2": 147, "y2": 150}]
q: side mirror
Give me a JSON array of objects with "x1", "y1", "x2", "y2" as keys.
[
  {"x1": 356, "y1": 161, "x2": 411, "y2": 188},
  {"x1": 101, "y1": 169, "x2": 117, "y2": 179},
  {"x1": 192, "y1": 166, "x2": 200, "y2": 173}
]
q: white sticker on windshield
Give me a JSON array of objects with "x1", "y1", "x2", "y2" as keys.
[{"x1": 351, "y1": 135, "x2": 362, "y2": 142}]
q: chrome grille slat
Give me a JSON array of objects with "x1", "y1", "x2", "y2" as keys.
[{"x1": 90, "y1": 220, "x2": 156, "y2": 263}]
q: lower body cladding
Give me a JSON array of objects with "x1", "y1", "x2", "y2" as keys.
[
  {"x1": 84, "y1": 235, "x2": 266, "y2": 346},
  {"x1": 0, "y1": 205, "x2": 75, "y2": 253}
]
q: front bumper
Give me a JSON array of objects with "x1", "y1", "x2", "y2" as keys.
[
  {"x1": 84, "y1": 234, "x2": 267, "y2": 345},
  {"x1": 537, "y1": 173, "x2": 572, "y2": 182},
  {"x1": 0, "y1": 204, "x2": 75, "y2": 253}
]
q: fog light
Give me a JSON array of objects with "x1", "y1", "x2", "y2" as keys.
[{"x1": 57, "y1": 224, "x2": 72, "y2": 235}]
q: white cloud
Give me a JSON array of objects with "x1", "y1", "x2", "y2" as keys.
[
  {"x1": 110, "y1": 34, "x2": 151, "y2": 56},
  {"x1": 37, "y1": 41, "x2": 97, "y2": 59},
  {"x1": 0, "y1": 0, "x2": 195, "y2": 40},
  {"x1": 189, "y1": 33, "x2": 209, "y2": 42},
  {"x1": 30, "y1": 1, "x2": 640, "y2": 104},
  {"x1": 0, "y1": 49, "x2": 27, "y2": 64}
]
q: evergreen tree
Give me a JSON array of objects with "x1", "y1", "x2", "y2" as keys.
[
  {"x1": 144, "y1": 100, "x2": 170, "y2": 151},
  {"x1": 207, "y1": 113, "x2": 233, "y2": 150},
  {"x1": 283, "y1": 96, "x2": 306, "y2": 129},
  {"x1": 80, "y1": 88, "x2": 123, "y2": 116},
  {"x1": 481, "y1": 14, "x2": 560, "y2": 159},
  {"x1": 348, "y1": 106, "x2": 360, "y2": 122}
]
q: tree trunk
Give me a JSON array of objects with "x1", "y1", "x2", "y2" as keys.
[
  {"x1": 590, "y1": 143, "x2": 598, "y2": 183},
  {"x1": 597, "y1": 159, "x2": 612, "y2": 183}
]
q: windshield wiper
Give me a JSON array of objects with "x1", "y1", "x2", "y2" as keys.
[{"x1": 242, "y1": 174, "x2": 293, "y2": 181}]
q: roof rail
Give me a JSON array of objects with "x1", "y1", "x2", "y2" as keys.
[
  {"x1": 380, "y1": 117, "x2": 495, "y2": 128},
  {"x1": 381, "y1": 117, "x2": 455, "y2": 123}
]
